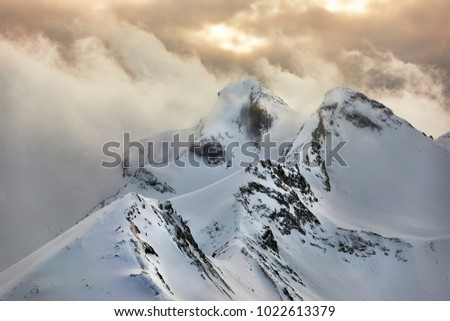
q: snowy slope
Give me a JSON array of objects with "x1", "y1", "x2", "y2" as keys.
[
  {"x1": 172, "y1": 160, "x2": 450, "y2": 300},
  {"x1": 2, "y1": 161, "x2": 448, "y2": 300},
  {"x1": 1, "y1": 81, "x2": 449, "y2": 300},
  {"x1": 0, "y1": 194, "x2": 233, "y2": 300}
]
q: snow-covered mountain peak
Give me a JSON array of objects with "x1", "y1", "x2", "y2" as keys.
[
  {"x1": 216, "y1": 78, "x2": 290, "y2": 114},
  {"x1": 200, "y1": 78, "x2": 291, "y2": 139},
  {"x1": 285, "y1": 88, "x2": 405, "y2": 193},
  {"x1": 189, "y1": 79, "x2": 295, "y2": 166},
  {"x1": 322, "y1": 87, "x2": 356, "y2": 106},
  {"x1": 320, "y1": 87, "x2": 406, "y2": 132},
  {"x1": 285, "y1": 88, "x2": 450, "y2": 238}
]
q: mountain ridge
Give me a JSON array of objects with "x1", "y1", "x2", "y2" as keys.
[{"x1": 1, "y1": 79, "x2": 449, "y2": 300}]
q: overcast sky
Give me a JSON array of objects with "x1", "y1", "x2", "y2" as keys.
[{"x1": 0, "y1": 0, "x2": 449, "y2": 270}]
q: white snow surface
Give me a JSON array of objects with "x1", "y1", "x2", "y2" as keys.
[{"x1": 436, "y1": 131, "x2": 450, "y2": 150}]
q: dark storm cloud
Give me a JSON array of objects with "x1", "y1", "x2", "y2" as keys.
[
  {"x1": 107, "y1": 0, "x2": 450, "y2": 102},
  {"x1": 0, "y1": 0, "x2": 448, "y2": 99}
]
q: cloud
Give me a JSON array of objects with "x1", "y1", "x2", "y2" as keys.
[
  {"x1": 108, "y1": 0, "x2": 450, "y2": 118},
  {"x1": 0, "y1": 16, "x2": 226, "y2": 271},
  {"x1": 1, "y1": 0, "x2": 449, "y2": 106}
]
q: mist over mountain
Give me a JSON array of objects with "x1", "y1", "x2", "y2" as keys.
[{"x1": 1, "y1": 80, "x2": 448, "y2": 300}]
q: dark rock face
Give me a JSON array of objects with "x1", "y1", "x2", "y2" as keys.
[
  {"x1": 237, "y1": 160, "x2": 320, "y2": 236},
  {"x1": 261, "y1": 228, "x2": 279, "y2": 254},
  {"x1": 248, "y1": 97, "x2": 273, "y2": 141},
  {"x1": 310, "y1": 116, "x2": 331, "y2": 192},
  {"x1": 283, "y1": 287, "x2": 294, "y2": 301},
  {"x1": 335, "y1": 229, "x2": 412, "y2": 261},
  {"x1": 344, "y1": 111, "x2": 382, "y2": 131},
  {"x1": 142, "y1": 242, "x2": 158, "y2": 256},
  {"x1": 349, "y1": 92, "x2": 392, "y2": 114},
  {"x1": 133, "y1": 168, "x2": 175, "y2": 193}
]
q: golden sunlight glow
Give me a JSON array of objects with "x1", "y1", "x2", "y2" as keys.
[
  {"x1": 322, "y1": 0, "x2": 371, "y2": 14},
  {"x1": 198, "y1": 24, "x2": 267, "y2": 54}
]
